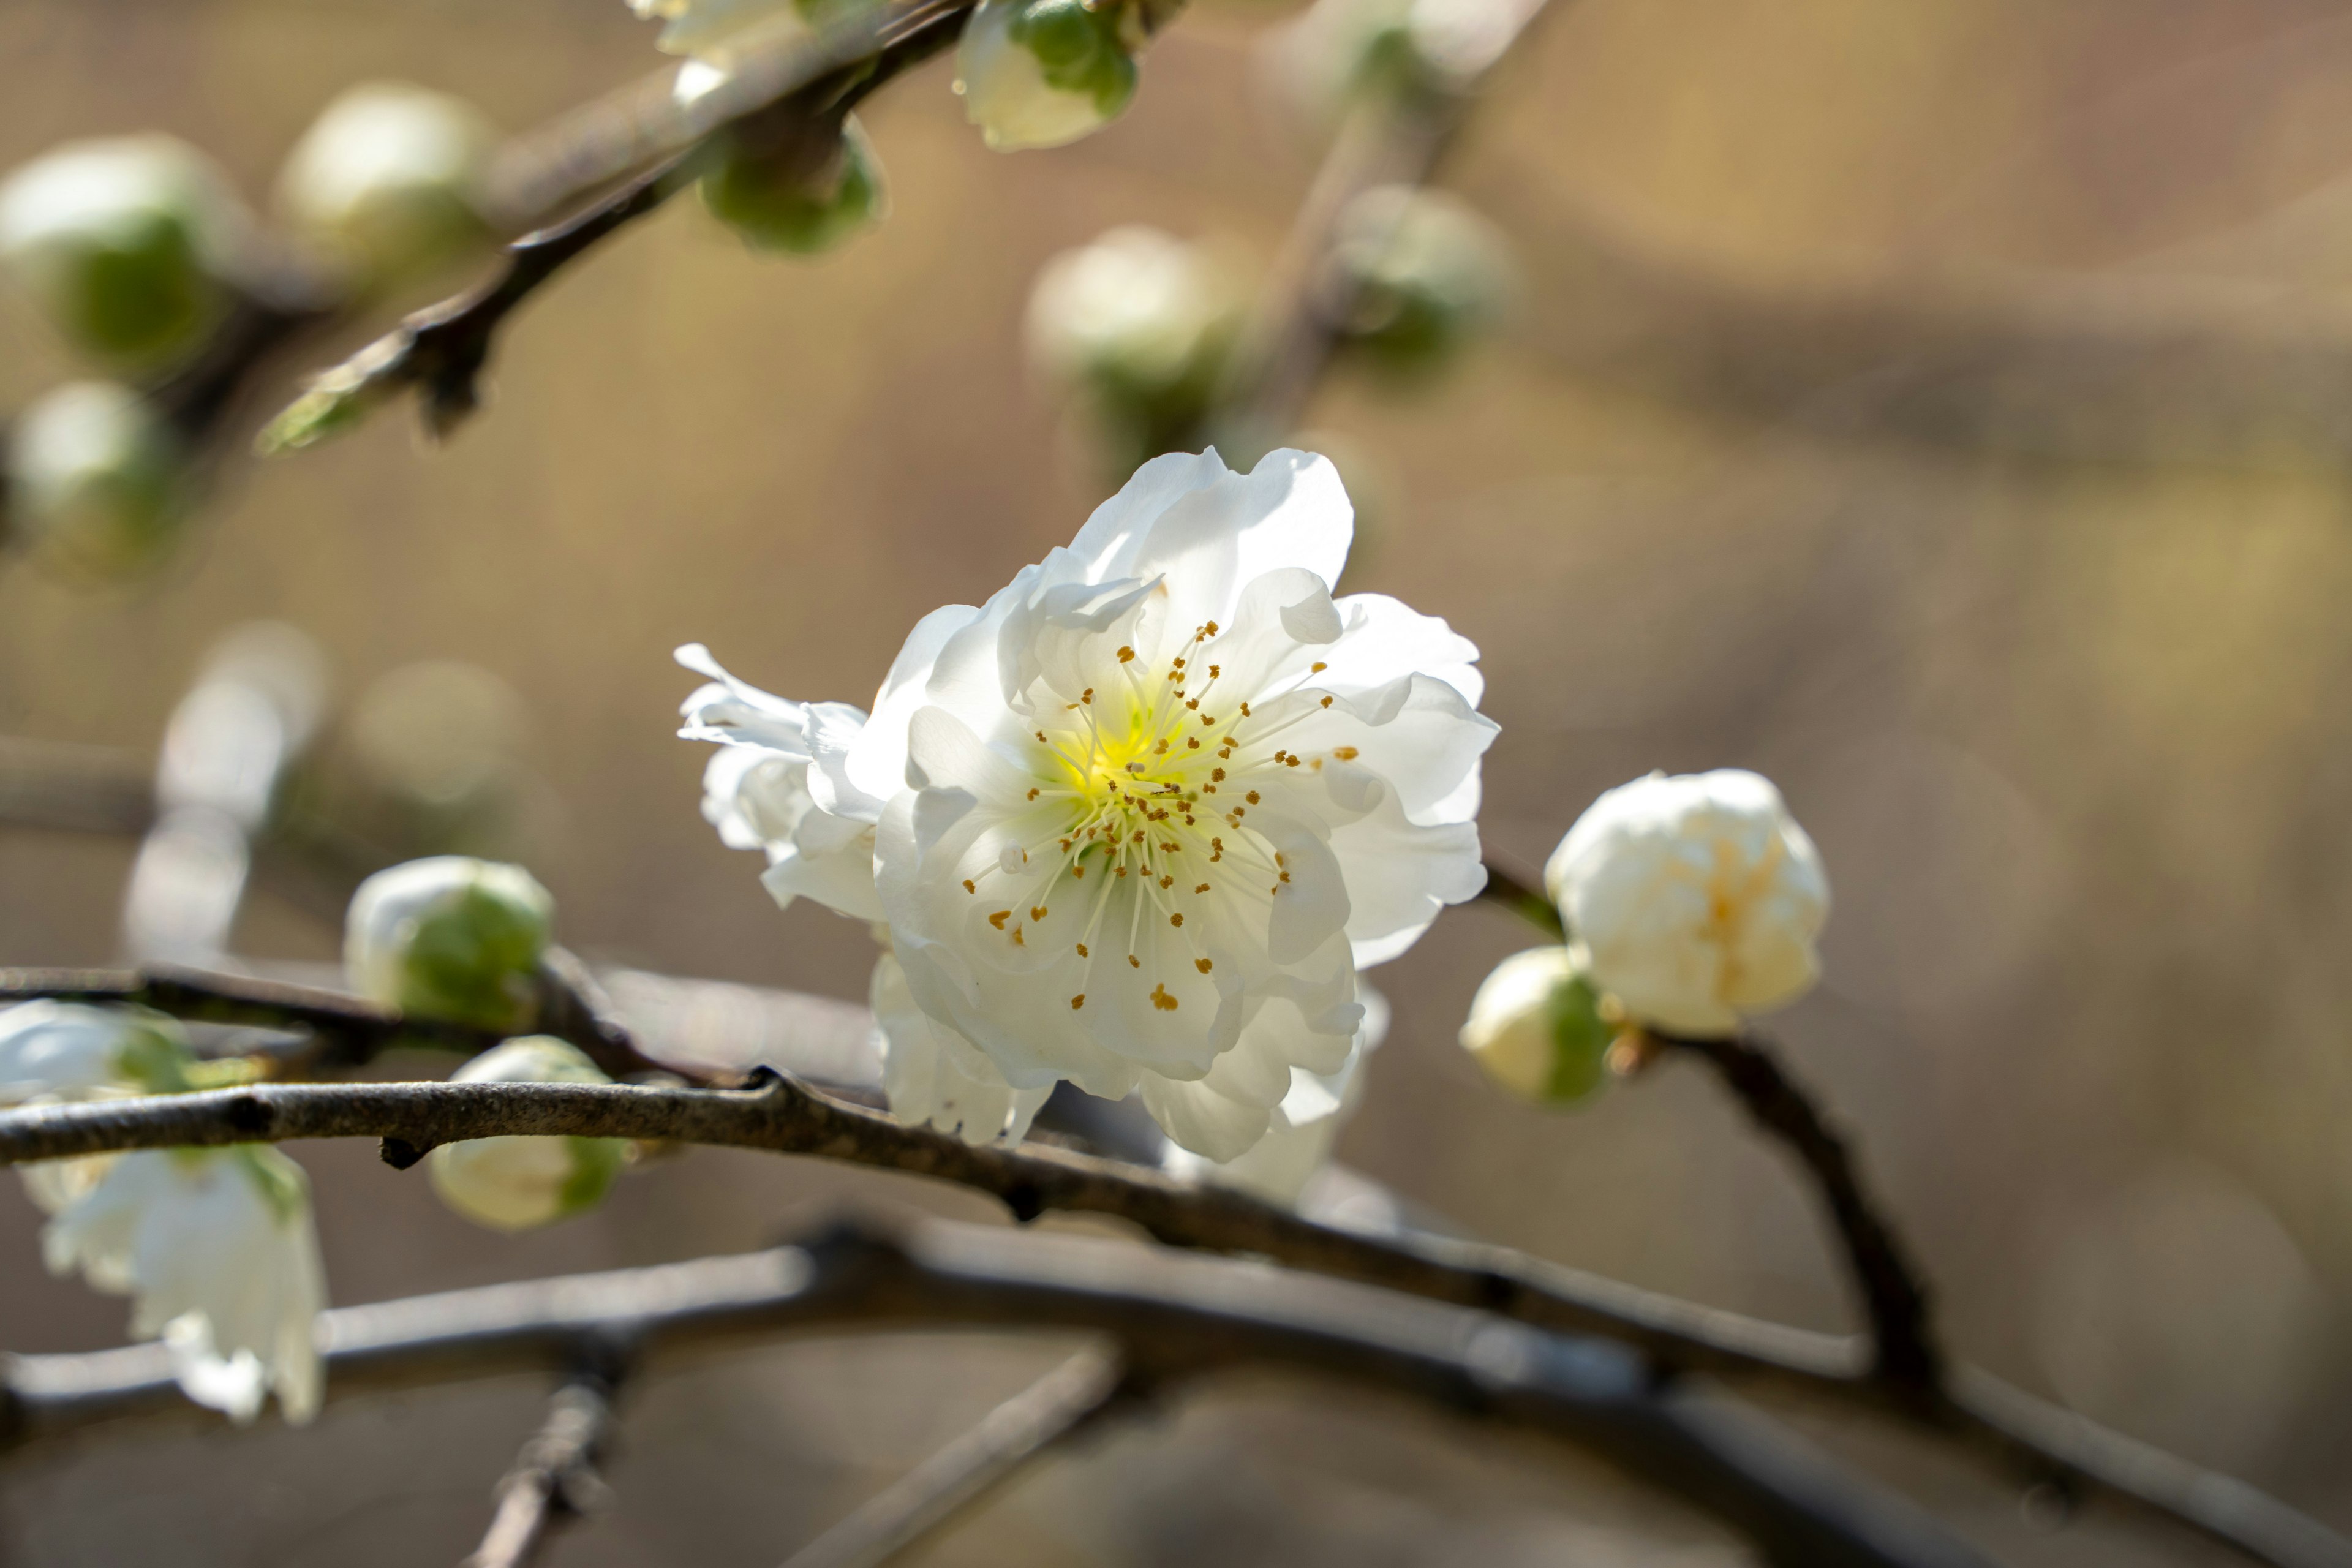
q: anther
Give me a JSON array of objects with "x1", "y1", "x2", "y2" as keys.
[
  {"x1": 1071, "y1": 995, "x2": 1085, "y2": 1009},
  {"x1": 1333, "y1": 746, "x2": 1358, "y2": 761},
  {"x1": 963, "y1": 880, "x2": 976, "y2": 894},
  {"x1": 1194, "y1": 956, "x2": 1212, "y2": 971},
  {"x1": 989, "y1": 911, "x2": 1011, "y2": 929},
  {"x1": 1150, "y1": 984, "x2": 1179, "y2": 1011},
  {"x1": 1118, "y1": 647, "x2": 1135, "y2": 663},
  {"x1": 1076, "y1": 943, "x2": 1089, "y2": 957}
]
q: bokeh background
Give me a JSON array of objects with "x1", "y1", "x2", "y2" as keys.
[{"x1": 6, "y1": 0, "x2": 2352, "y2": 1562}]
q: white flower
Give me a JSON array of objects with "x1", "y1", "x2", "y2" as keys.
[
  {"x1": 1544, "y1": 769, "x2": 1830, "y2": 1038},
  {"x1": 428, "y1": 1038, "x2": 627, "y2": 1231},
  {"x1": 276, "y1": 83, "x2": 495, "y2": 288},
  {"x1": 1164, "y1": 987, "x2": 1387, "y2": 1204},
  {"x1": 1457, "y1": 946, "x2": 1611, "y2": 1103},
  {"x1": 36, "y1": 1146, "x2": 326, "y2": 1424},
  {"x1": 1027, "y1": 226, "x2": 1238, "y2": 398},
  {"x1": 681, "y1": 447, "x2": 1495, "y2": 1158},
  {"x1": 872, "y1": 950, "x2": 1054, "y2": 1144},
  {"x1": 0, "y1": 135, "x2": 247, "y2": 366},
  {"x1": 6, "y1": 380, "x2": 184, "y2": 580},
  {"x1": 0, "y1": 1000, "x2": 173, "y2": 1104},
  {"x1": 955, "y1": 0, "x2": 1139, "y2": 153},
  {"x1": 345, "y1": 856, "x2": 554, "y2": 1032}
]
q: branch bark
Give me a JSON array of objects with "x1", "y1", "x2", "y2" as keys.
[
  {"x1": 780, "y1": 1344, "x2": 1130, "y2": 1568},
  {"x1": 463, "y1": 1370, "x2": 624, "y2": 1568},
  {"x1": 0, "y1": 1211, "x2": 1991, "y2": 1568},
  {"x1": 0, "y1": 1070, "x2": 2341, "y2": 1567}
]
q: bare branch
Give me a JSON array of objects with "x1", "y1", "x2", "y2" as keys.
[
  {"x1": 780, "y1": 1344, "x2": 1130, "y2": 1568},
  {"x1": 0, "y1": 1068, "x2": 2340, "y2": 1566},
  {"x1": 464, "y1": 1370, "x2": 623, "y2": 1568},
  {"x1": 0, "y1": 1212, "x2": 1993, "y2": 1568}
]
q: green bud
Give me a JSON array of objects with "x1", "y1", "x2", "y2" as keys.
[
  {"x1": 699, "y1": 114, "x2": 888, "y2": 255},
  {"x1": 276, "y1": 83, "x2": 496, "y2": 292},
  {"x1": 6, "y1": 381, "x2": 187, "y2": 579},
  {"x1": 344, "y1": 856, "x2": 554, "y2": 1033},
  {"x1": 1327, "y1": 186, "x2": 1512, "y2": 380},
  {"x1": 1459, "y1": 946, "x2": 1616, "y2": 1106},
  {"x1": 0, "y1": 136, "x2": 244, "y2": 369},
  {"x1": 956, "y1": 0, "x2": 1139, "y2": 153},
  {"x1": 428, "y1": 1038, "x2": 627, "y2": 1231}
]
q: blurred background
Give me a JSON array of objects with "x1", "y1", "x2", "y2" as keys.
[{"x1": 6, "y1": 0, "x2": 2352, "y2": 1562}]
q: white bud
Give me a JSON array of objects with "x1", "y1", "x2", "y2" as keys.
[
  {"x1": 1326, "y1": 186, "x2": 1512, "y2": 378},
  {"x1": 6, "y1": 381, "x2": 186, "y2": 579},
  {"x1": 1267, "y1": 0, "x2": 1537, "y2": 119},
  {"x1": 1458, "y1": 946, "x2": 1612, "y2": 1104},
  {"x1": 1027, "y1": 226, "x2": 1238, "y2": 396},
  {"x1": 1545, "y1": 769, "x2": 1831, "y2": 1038},
  {"x1": 0, "y1": 1001, "x2": 193, "y2": 1105},
  {"x1": 429, "y1": 1038, "x2": 627, "y2": 1231},
  {"x1": 276, "y1": 83, "x2": 496, "y2": 290},
  {"x1": 0, "y1": 135, "x2": 247, "y2": 368},
  {"x1": 955, "y1": 0, "x2": 1139, "y2": 153},
  {"x1": 344, "y1": 856, "x2": 554, "y2": 1032}
]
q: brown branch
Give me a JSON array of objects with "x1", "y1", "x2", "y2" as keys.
[
  {"x1": 463, "y1": 1370, "x2": 624, "y2": 1568},
  {"x1": 1475, "y1": 856, "x2": 1564, "y2": 940},
  {"x1": 0, "y1": 1211, "x2": 1994, "y2": 1568},
  {"x1": 0, "y1": 1069, "x2": 2340, "y2": 1566},
  {"x1": 780, "y1": 1344, "x2": 1131, "y2": 1568},
  {"x1": 1651, "y1": 1029, "x2": 1943, "y2": 1401}
]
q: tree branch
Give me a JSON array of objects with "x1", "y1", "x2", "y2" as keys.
[
  {"x1": 0, "y1": 1211, "x2": 1992, "y2": 1568},
  {"x1": 463, "y1": 1369, "x2": 624, "y2": 1568},
  {"x1": 0, "y1": 1071, "x2": 2340, "y2": 1566},
  {"x1": 780, "y1": 1344, "x2": 1131, "y2": 1568}
]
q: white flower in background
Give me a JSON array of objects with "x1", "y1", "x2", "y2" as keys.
[
  {"x1": 5, "y1": 380, "x2": 186, "y2": 581},
  {"x1": 1164, "y1": 987, "x2": 1386, "y2": 1204},
  {"x1": 0, "y1": 1000, "x2": 184, "y2": 1104},
  {"x1": 682, "y1": 447, "x2": 1496, "y2": 1159},
  {"x1": 0, "y1": 1001, "x2": 326, "y2": 1425},
  {"x1": 37, "y1": 1146, "x2": 326, "y2": 1425},
  {"x1": 0, "y1": 135, "x2": 248, "y2": 367},
  {"x1": 276, "y1": 83, "x2": 496, "y2": 289},
  {"x1": 1027, "y1": 226, "x2": 1239, "y2": 402},
  {"x1": 345, "y1": 856, "x2": 555, "y2": 1033},
  {"x1": 1325, "y1": 186, "x2": 1513, "y2": 379},
  {"x1": 630, "y1": 0, "x2": 848, "y2": 64},
  {"x1": 428, "y1": 1038, "x2": 628, "y2": 1231},
  {"x1": 1544, "y1": 769, "x2": 1830, "y2": 1038},
  {"x1": 1269, "y1": 0, "x2": 1541, "y2": 116},
  {"x1": 1457, "y1": 946, "x2": 1611, "y2": 1104},
  {"x1": 956, "y1": 0, "x2": 1140, "y2": 153}
]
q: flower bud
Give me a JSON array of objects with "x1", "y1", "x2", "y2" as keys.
[
  {"x1": 344, "y1": 856, "x2": 554, "y2": 1033},
  {"x1": 956, "y1": 0, "x2": 1139, "y2": 153},
  {"x1": 1325, "y1": 186, "x2": 1511, "y2": 380},
  {"x1": 1545, "y1": 769, "x2": 1831, "y2": 1038},
  {"x1": 6, "y1": 381, "x2": 188, "y2": 579},
  {"x1": 1459, "y1": 946, "x2": 1614, "y2": 1105},
  {"x1": 428, "y1": 1038, "x2": 627, "y2": 1231},
  {"x1": 275, "y1": 83, "x2": 497, "y2": 291},
  {"x1": 699, "y1": 115, "x2": 887, "y2": 255},
  {"x1": 0, "y1": 136, "x2": 246, "y2": 368},
  {"x1": 1270, "y1": 0, "x2": 1538, "y2": 120},
  {"x1": 0, "y1": 1001, "x2": 192, "y2": 1104}
]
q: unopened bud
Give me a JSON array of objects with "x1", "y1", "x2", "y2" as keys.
[
  {"x1": 275, "y1": 84, "x2": 496, "y2": 290},
  {"x1": 699, "y1": 115, "x2": 887, "y2": 255},
  {"x1": 429, "y1": 1038, "x2": 626, "y2": 1231},
  {"x1": 0, "y1": 136, "x2": 247, "y2": 368},
  {"x1": 0, "y1": 1001, "x2": 192, "y2": 1104},
  {"x1": 6, "y1": 381, "x2": 187, "y2": 579},
  {"x1": 956, "y1": 0, "x2": 1139, "y2": 153},
  {"x1": 344, "y1": 856, "x2": 554, "y2": 1033},
  {"x1": 1458, "y1": 946, "x2": 1613, "y2": 1106},
  {"x1": 1326, "y1": 186, "x2": 1511, "y2": 379}
]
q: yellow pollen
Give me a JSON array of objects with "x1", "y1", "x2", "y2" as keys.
[
  {"x1": 1012, "y1": 927, "x2": 1025, "y2": 946},
  {"x1": 1116, "y1": 867, "x2": 1129, "y2": 878},
  {"x1": 1187, "y1": 738, "x2": 1200, "y2": 749},
  {"x1": 1118, "y1": 647, "x2": 1135, "y2": 662},
  {"x1": 1031, "y1": 905, "x2": 1048, "y2": 921},
  {"x1": 1333, "y1": 746, "x2": 1358, "y2": 761},
  {"x1": 1128, "y1": 955, "x2": 1140, "y2": 968},
  {"x1": 988, "y1": 911, "x2": 1011, "y2": 929},
  {"x1": 1208, "y1": 665, "x2": 1220, "y2": 677},
  {"x1": 1239, "y1": 702, "x2": 1251, "y2": 717},
  {"x1": 1246, "y1": 791, "x2": 1260, "y2": 805},
  {"x1": 1028, "y1": 788, "x2": 1040, "y2": 799},
  {"x1": 1194, "y1": 957, "x2": 1212, "y2": 972},
  {"x1": 1212, "y1": 768, "x2": 1226, "y2": 782},
  {"x1": 1311, "y1": 662, "x2": 1327, "y2": 673},
  {"x1": 1170, "y1": 913, "x2": 1184, "y2": 927},
  {"x1": 1320, "y1": 696, "x2": 1333, "y2": 708},
  {"x1": 1150, "y1": 983, "x2": 1179, "y2": 1011},
  {"x1": 1204, "y1": 621, "x2": 1219, "y2": 635},
  {"x1": 1076, "y1": 943, "x2": 1089, "y2": 957},
  {"x1": 1186, "y1": 699, "x2": 1199, "y2": 710},
  {"x1": 1159, "y1": 875, "x2": 1173, "y2": 888},
  {"x1": 963, "y1": 879, "x2": 976, "y2": 894},
  {"x1": 1072, "y1": 865, "x2": 1085, "y2": 878},
  {"x1": 1194, "y1": 883, "x2": 1210, "y2": 895},
  {"x1": 1071, "y1": 994, "x2": 1085, "y2": 1009}
]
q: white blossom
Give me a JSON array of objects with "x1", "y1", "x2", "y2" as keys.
[
  {"x1": 429, "y1": 1038, "x2": 627, "y2": 1232},
  {"x1": 276, "y1": 83, "x2": 495, "y2": 288},
  {"x1": 1457, "y1": 946, "x2": 1610, "y2": 1104},
  {"x1": 6, "y1": 380, "x2": 184, "y2": 580},
  {"x1": 1164, "y1": 987, "x2": 1387, "y2": 1204},
  {"x1": 1026, "y1": 226, "x2": 1238, "y2": 397},
  {"x1": 954, "y1": 0, "x2": 1139, "y2": 153},
  {"x1": 681, "y1": 447, "x2": 1494, "y2": 1159},
  {"x1": 0, "y1": 1000, "x2": 170, "y2": 1104},
  {"x1": 872, "y1": 950, "x2": 1053, "y2": 1144},
  {"x1": 0, "y1": 135, "x2": 247, "y2": 366},
  {"x1": 1544, "y1": 769, "x2": 1830, "y2": 1038},
  {"x1": 36, "y1": 1147, "x2": 326, "y2": 1424},
  {"x1": 345, "y1": 856, "x2": 554, "y2": 1031}
]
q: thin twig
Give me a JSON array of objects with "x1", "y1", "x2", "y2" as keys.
[
  {"x1": 0, "y1": 1211, "x2": 1992, "y2": 1568},
  {"x1": 464, "y1": 1370, "x2": 624, "y2": 1568},
  {"x1": 780, "y1": 1344, "x2": 1130, "y2": 1568},
  {"x1": 0, "y1": 1069, "x2": 2340, "y2": 1567}
]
